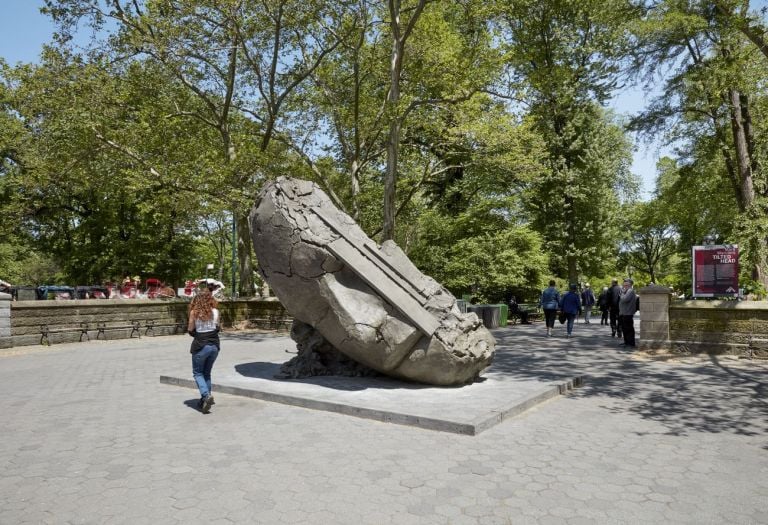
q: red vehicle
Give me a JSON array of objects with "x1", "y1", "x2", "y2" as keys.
[
  {"x1": 145, "y1": 278, "x2": 162, "y2": 298},
  {"x1": 182, "y1": 280, "x2": 197, "y2": 297},
  {"x1": 119, "y1": 281, "x2": 138, "y2": 298}
]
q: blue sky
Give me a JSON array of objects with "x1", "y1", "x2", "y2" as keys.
[{"x1": 4, "y1": 0, "x2": 766, "y2": 198}]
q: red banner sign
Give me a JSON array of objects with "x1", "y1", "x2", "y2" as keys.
[{"x1": 692, "y1": 245, "x2": 739, "y2": 297}]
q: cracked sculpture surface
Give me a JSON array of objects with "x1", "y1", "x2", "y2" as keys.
[{"x1": 249, "y1": 177, "x2": 495, "y2": 386}]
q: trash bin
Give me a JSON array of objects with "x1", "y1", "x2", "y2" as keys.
[
  {"x1": 481, "y1": 305, "x2": 500, "y2": 329},
  {"x1": 467, "y1": 305, "x2": 482, "y2": 321},
  {"x1": 12, "y1": 286, "x2": 38, "y2": 301},
  {"x1": 494, "y1": 304, "x2": 508, "y2": 326},
  {"x1": 467, "y1": 305, "x2": 500, "y2": 329}
]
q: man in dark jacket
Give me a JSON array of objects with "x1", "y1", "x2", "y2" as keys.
[
  {"x1": 580, "y1": 284, "x2": 596, "y2": 324},
  {"x1": 618, "y1": 278, "x2": 637, "y2": 347},
  {"x1": 598, "y1": 286, "x2": 610, "y2": 325},
  {"x1": 608, "y1": 279, "x2": 623, "y2": 338}
]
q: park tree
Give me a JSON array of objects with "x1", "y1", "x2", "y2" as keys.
[
  {"x1": 43, "y1": 0, "x2": 351, "y2": 295},
  {"x1": 630, "y1": 0, "x2": 768, "y2": 288},
  {"x1": 619, "y1": 201, "x2": 678, "y2": 284},
  {"x1": 495, "y1": 0, "x2": 641, "y2": 284},
  {"x1": 288, "y1": 0, "x2": 503, "y2": 241},
  {"x1": 382, "y1": 0, "x2": 503, "y2": 241},
  {"x1": 382, "y1": 0, "x2": 431, "y2": 240},
  {"x1": 0, "y1": 49, "x2": 222, "y2": 285},
  {"x1": 406, "y1": 99, "x2": 550, "y2": 301},
  {"x1": 644, "y1": 156, "x2": 738, "y2": 291}
]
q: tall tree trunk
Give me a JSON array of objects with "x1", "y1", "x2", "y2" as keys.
[
  {"x1": 383, "y1": 10, "x2": 403, "y2": 242},
  {"x1": 565, "y1": 191, "x2": 577, "y2": 285},
  {"x1": 222, "y1": 126, "x2": 254, "y2": 297},
  {"x1": 383, "y1": 117, "x2": 399, "y2": 241},
  {"x1": 351, "y1": 159, "x2": 361, "y2": 221},
  {"x1": 726, "y1": 88, "x2": 767, "y2": 286},
  {"x1": 727, "y1": 89, "x2": 755, "y2": 209},
  {"x1": 383, "y1": 0, "x2": 428, "y2": 241},
  {"x1": 236, "y1": 210, "x2": 253, "y2": 296}
]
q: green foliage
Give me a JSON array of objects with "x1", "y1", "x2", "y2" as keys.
[
  {"x1": 1, "y1": 0, "x2": 765, "y2": 302},
  {"x1": 629, "y1": 0, "x2": 768, "y2": 286},
  {"x1": 525, "y1": 105, "x2": 636, "y2": 280},
  {"x1": 495, "y1": 0, "x2": 642, "y2": 283},
  {"x1": 408, "y1": 204, "x2": 549, "y2": 303},
  {"x1": 740, "y1": 276, "x2": 767, "y2": 300},
  {"x1": 618, "y1": 200, "x2": 678, "y2": 283},
  {"x1": 0, "y1": 241, "x2": 63, "y2": 285},
  {"x1": 1, "y1": 50, "x2": 223, "y2": 286}
]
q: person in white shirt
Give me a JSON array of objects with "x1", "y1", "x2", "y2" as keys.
[{"x1": 187, "y1": 290, "x2": 221, "y2": 413}]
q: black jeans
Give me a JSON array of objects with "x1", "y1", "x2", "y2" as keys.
[
  {"x1": 609, "y1": 308, "x2": 622, "y2": 336},
  {"x1": 620, "y1": 315, "x2": 635, "y2": 346},
  {"x1": 544, "y1": 308, "x2": 557, "y2": 328}
]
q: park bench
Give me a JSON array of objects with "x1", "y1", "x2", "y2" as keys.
[
  {"x1": 96, "y1": 320, "x2": 141, "y2": 340},
  {"x1": 40, "y1": 322, "x2": 90, "y2": 345},
  {"x1": 509, "y1": 304, "x2": 542, "y2": 324},
  {"x1": 143, "y1": 319, "x2": 186, "y2": 337}
]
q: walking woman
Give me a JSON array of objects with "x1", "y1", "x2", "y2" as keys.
[
  {"x1": 560, "y1": 284, "x2": 582, "y2": 338},
  {"x1": 539, "y1": 280, "x2": 561, "y2": 337},
  {"x1": 188, "y1": 289, "x2": 221, "y2": 414}
]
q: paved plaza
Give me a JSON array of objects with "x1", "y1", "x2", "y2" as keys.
[{"x1": 1, "y1": 320, "x2": 767, "y2": 524}]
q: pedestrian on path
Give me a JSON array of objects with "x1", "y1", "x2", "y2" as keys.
[
  {"x1": 560, "y1": 283, "x2": 582, "y2": 338},
  {"x1": 539, "y1": 280, "x2": 561, "y2": 337},
  {"x1": 598, "y1": 286, "x2": 610, "y2": 325},
  {"x1": 580, "y1": 284, "x2": 596, "y2": 324},
  {"x1": 187, "y1": 289, "x2": 221, "y2": 414},
  {"x1": 618, "y1": 278, "x2": 637, "y2": 347},
  {"x1": 608, "y1": 279, "x2": 623, "y2": 338}
]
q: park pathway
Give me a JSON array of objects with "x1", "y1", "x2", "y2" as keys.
[{"x1": 1, "y1": 318, "x2": 766, "y2": 524}]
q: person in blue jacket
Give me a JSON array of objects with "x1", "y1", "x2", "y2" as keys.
[
  {"x1": 560, "y1": 283, "x2": 582, "y2": 338},
  {"x1": 539, "y1": 280, "x2": 561, "y2": 337}
]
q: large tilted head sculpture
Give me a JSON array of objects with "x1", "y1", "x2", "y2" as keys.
[{"x1": 249, "y1": 177, "x2": 495, "y2": 386}]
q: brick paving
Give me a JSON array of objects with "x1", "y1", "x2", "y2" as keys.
[{"x1": 1, "y1": 320, "x2": 766, "y2": 524}]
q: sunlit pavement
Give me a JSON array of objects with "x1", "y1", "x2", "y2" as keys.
[{"x1": 1, "y1": 319, "x2": 766, "y2": 524}]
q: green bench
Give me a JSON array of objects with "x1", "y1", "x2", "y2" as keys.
[{"x1": 509, "y1": 304, "x2": 542, "y2": 324}]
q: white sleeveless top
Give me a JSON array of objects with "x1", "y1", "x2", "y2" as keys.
[{"x1": 194, "y1": 308, "x2": 220, "y2": 333}]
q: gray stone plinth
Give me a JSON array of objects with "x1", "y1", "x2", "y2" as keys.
[
  {"x1": 161, "y1": 332, "x2": 581, "y2": 435},
  {"x1": 0, "y1": 293, "x2": 11, "y2": 349},
  {"x1": 638, "y1": 284, "x2": 672, "y2": 351}
]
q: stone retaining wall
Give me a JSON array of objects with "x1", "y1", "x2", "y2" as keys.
[
  {"x1": 668, "y1": 300, "x2": 768, "y2": 357},
  {"x1": 10, "y1": 299, "x2": 289, "y2": 347}
]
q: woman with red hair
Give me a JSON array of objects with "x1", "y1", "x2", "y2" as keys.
[{"x1": 187, "y1": 289, "x2": 221, "y2": 413}]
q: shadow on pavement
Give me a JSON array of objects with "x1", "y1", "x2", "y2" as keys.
[
  {"x1": 491, "y1": 322, "x2": 768, "y2": 444},
  {"x1": 183, "y1": 398, "x2": 203, "y2": 412},
  {"x1": 234, "y1": 361, "x2": 435, "y2": 392}
]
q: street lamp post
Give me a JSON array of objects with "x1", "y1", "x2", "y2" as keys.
[{"x1": 206, "y1": 263, "x2": 214, "y2": 280}]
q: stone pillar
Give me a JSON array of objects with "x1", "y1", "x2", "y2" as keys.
[
  {"x1": 638, "y1": 284, "x2": 672, "y2": 351},
  {"x1": 0, "y1": 292, "x2": 11, "y2": 349}
]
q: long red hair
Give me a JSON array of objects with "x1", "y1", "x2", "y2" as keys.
[{"x1": 189, "y1": 290, "x2": 218, "y2": 321}]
